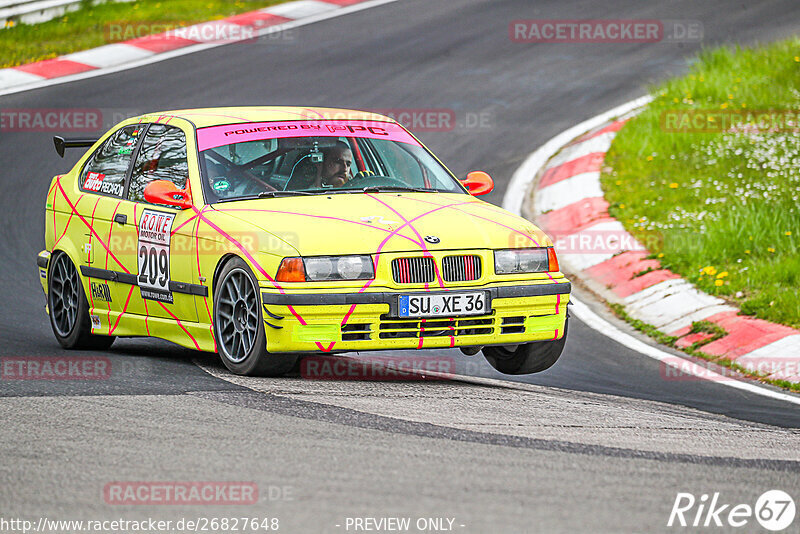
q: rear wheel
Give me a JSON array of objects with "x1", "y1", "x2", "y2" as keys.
[
  {"x1": 214, "y1": 257, "x2": 297, "y2": 376},
  {"x1": 48, "y1": 252, "x2": 115, "y2": 350},
  {"x1": 483, "y1": 318, "x2": 568, "y2": 375}
]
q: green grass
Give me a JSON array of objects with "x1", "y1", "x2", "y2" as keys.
[
  {"x1": 603, "y1": 37, "x2": 800, "y2": 329},
  {"x1": 0, "y1": 0, "x2": 289, "y2": 68}
]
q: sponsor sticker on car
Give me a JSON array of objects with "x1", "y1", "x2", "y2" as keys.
[
  {"x1": 84, "y1": 172, "x2": 105, "y2": 192},
  {"x1": 138, "y1": 209, "x2": 176, "y2": 304}
]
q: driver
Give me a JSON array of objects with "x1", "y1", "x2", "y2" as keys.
[{"x1": 315, "y1": 141, "x2": 353, "y2": 188}]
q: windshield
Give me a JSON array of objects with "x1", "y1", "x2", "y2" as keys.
[{"x1": 196, "y1": 120, "x2": 466, "y2": 202}]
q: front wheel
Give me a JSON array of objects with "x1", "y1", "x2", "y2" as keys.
[
  {"x1": 213, "y1": 257, "x2": 297, "y2": 376},
  {"x1": 483, "y1": 318, "x2": 568, "y2": 375},
  {"x1": 47, "y1": 252, "x2": 115, "y2": 350}
]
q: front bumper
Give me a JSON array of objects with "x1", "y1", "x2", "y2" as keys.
[{"x1": 260, "y1": 281, "x2": 570, "y2": 352}]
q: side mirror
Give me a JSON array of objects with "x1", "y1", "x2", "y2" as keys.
[
  {"x1": 460, "y1": 171, "x2": 494, "y2": 196},
  {"x1": 143, "y1": 180, "x2": 193, "y2": 209}
]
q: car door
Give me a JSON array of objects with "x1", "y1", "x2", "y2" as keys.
[
  {"x1": 77, "y1": 124, "x2": 146, "y2": 329},
  {"x1": 126, "y1": 123, "x2": 199, "y2": 322}
]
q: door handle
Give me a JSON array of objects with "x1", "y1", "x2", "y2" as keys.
[{"x1": 114, "y1": 214, "x2": 127, "y2": 225}]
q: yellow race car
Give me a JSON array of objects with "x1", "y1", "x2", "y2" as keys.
[{"x1": 38, "y1": 107, "x2": 570, "y2": 376}]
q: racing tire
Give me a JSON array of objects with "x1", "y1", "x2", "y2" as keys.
[
  {"x1": 482, "y1": 317, "x2": 568, "y2": 375},
  {"x1": 213, "y1": 257, "x2": 297, "y2": 376},
  {"x1": 47, "y1": 252, "x2": 116, "y2": 350}
]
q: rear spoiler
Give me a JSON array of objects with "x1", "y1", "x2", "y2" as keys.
[{"x1": 53, "y1": 136, "x2": 98, "y2": 158}]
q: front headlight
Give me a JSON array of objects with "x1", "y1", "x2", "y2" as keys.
[
  {"x1": 494, "y1": 248, "x2": 557, "y2": 274},
  {"x1": 278, "y1": 255, "x2": 374, "y2": 282}
]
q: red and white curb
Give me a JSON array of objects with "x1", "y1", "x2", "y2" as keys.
[
  {"x1": 0, "y1": 0, "x2": 395, "y2": 96},
  {"x1": 519, "y1": 100, "x2": 800, "y2": 387}
]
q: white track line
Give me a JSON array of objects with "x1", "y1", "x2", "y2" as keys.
[
  {"x1": 0, "y1": 0, "x2": 403, "y2": 97},
  {"x1": 504, "y1": 97, "x2": 800, "y2": 406}
]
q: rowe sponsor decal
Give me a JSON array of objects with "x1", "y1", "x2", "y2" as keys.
[{"x1": 137, "y1": 209, "x2": 175, "y2": 304}]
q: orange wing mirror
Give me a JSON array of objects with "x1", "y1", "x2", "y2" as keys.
[
  {"x1": 143, "y1": 180, "x2": 193, "y2": 209},
  {"x1": 460, "y1": 171, "x2": 494, "y2": 196}
]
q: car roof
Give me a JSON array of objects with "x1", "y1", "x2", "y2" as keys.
[{"x1": 138, "y1": 107, "x2": 399, "y2": 129}]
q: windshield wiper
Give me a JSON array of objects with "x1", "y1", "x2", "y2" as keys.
[
  {"x1": 257, "y1": 190, "x2": 318, "y2": 198},
  {"x1": 216, "y1": 191, "x2": 319, "y2": 203},
  {"x1": 359, "y1": 186, "x2": 437, "y2": 193}
]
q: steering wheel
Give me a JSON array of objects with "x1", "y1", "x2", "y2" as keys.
[
  {"x1": 214, "y1": 160, "x2": 275, "y2": 196},
  {"x1": 339, "y1": 173, "x2": 409, "y2": 190}
]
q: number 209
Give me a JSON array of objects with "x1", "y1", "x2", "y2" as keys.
[{"x1": 138, "y1": 245, "x2": 168, "y2": 286}]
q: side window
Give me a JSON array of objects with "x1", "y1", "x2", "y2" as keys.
[
  {"x1": 79, "y1": 125, "x2": 144, "y2": 197},
  {"x1": 128, "y1": 124, "x2": 189, "y2": 205}
]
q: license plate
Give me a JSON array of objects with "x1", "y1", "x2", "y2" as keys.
[{"x1": 398, "y1": 292, "x2": 488, "y2": 318}]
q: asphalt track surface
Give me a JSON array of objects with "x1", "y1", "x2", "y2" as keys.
[{"x1": 2, "y1": 1, "x2": 800, "y2": 532}]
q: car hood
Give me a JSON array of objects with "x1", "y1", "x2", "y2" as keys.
[{"x1": 210, "y1": 193, "x2": 552, "y2": 256}]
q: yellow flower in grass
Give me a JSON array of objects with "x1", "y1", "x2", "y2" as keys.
[
  {"x1": 657, "y1": 253, "x2": 664, "y2": 258},
  {"x1": 716, "y1": 271, "x2": 728, "y2": 279},
  {"x1": 715, "y1": 280, "x2": 724, "y2": 287},
  {"x1": 728, "y1": 94, "x2": 734, "y2": 100},
  {"x1": 669, "y1": 182, "x2": 679, "y2": 189},
  {"x1": 744, "y1": 250, "x2": 751, "y2": 254},
  {"x1": 786, "y1": 231, "x2": 792, "y2": 236},
  {"x1": 720, "y1": 103, "x2": 728, "y2": 109},
  {"x1": 646, "y1": 155, "x2": 654, "y2": 161},
  {"x1": 615, "y1": 180, "x2": 622, "y2": 185},
  {"x1": 741, "y1": 102, "x2": 747, "y2": 108},
  {"x1": 768, "y1": 247, "x2": 776, "y2": 253},
  {"x1": 619, "y1": 204, "x2": 626, "y2": 209},
  {"x1": 795, "y1": 56, "x2": 800, "y2": 62},
  {"x1": 702, "y1": 266, "x2": 717, "y2": 276}
]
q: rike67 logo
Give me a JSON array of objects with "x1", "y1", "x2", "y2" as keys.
[{"x1": 668, "y1": 490, "x2": 796, "y2": 531}]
